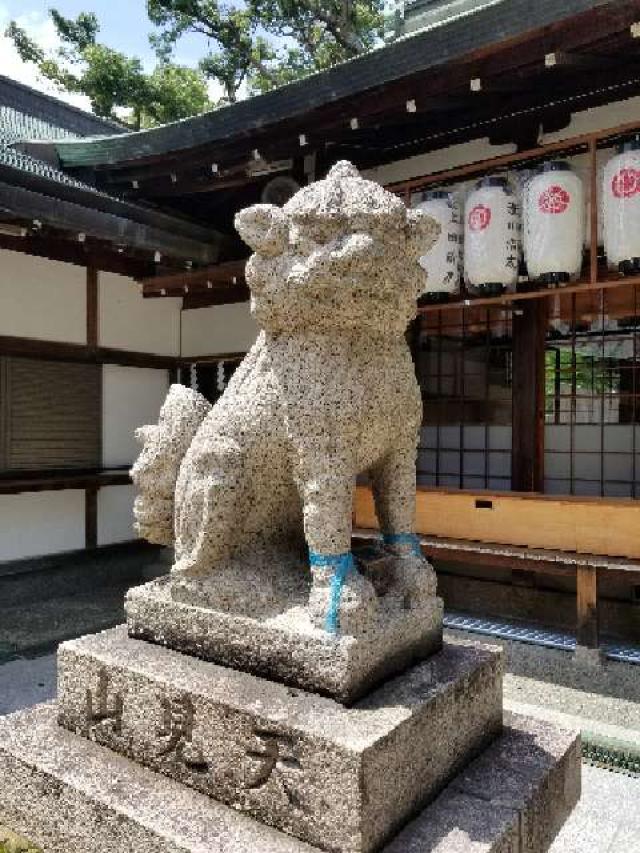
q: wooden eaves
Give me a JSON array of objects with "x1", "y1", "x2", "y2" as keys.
[{"x1": 0, "y1": 160, "x2": 224, "y2": 274}]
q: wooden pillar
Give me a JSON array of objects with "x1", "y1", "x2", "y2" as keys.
[
  {"x1": 511, "y1": 300, "x2": 546, "y2": 491},
  {"x1": 86, "y1": 267, "x2": 100, "y2": 552},
  {"x1": 576, "y1": 564, "x2": 599, "y2": 649},
  {"x1": 86, "y1": 267, "x2": 98, "y2": 348},
  {"x1": 85, "y1": 485, "x2": 98, "y2": 550}
]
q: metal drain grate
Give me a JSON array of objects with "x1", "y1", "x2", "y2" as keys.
[{"x1": 444, "y1": 611, "x2": 640, "y2": 665}]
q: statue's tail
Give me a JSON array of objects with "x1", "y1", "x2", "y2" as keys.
[{"x1": 131, "y1": 384, "x2": 212, "y2": 545}]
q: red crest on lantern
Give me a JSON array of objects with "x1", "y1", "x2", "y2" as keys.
[
  {"x1": 468, "y1": 204, "x2": 491, "y2": 231},
  {"x1": 611, "y1": 168, "x2": 640, "y2": 199},
  {"x1": 538, "y1": 185, "x2": 571, "y2": 214}
]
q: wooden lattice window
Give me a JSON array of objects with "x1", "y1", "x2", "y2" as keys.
[
  {"x1": 0, "y1": 357, "x2": 101, "y2": 473},
  {"x1": 414, "y1": 307, "x2": 513, "y2": 491}
]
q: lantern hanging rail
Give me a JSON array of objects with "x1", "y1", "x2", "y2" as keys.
[
  {"x1": 396, "y1": 114, "x2": 640, "y2": 315},
  {"x1": 417, "y1": 275, "x2": 640, "y2": 315}
]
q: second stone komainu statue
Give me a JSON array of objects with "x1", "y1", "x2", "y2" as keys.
[{"x1": 132, "y1": 160, "x2": 440, "y2": 637}]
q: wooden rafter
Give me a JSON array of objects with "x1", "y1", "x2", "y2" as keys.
[{"x1": 140, "y1": 259, "x2": 247, "y2": 299}]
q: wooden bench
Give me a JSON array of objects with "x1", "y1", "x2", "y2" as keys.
[{"x1": 354, "y1": 485, "x2": 640, "y2": 650}]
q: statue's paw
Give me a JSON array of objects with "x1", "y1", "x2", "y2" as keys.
[
  {"x1": 390, "y1": 555, "x2": 437, "y2": 608},
  {"x1": 308, "y1": 561, "x2": 378, "y2": 637},
  {"x1": 336, "y1": 570, "x2": 378, "y2": 636}
]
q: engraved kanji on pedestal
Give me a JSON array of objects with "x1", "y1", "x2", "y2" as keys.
[
  {"x1": 157, "y1": 695, "x2": 209, "y2": 772},
  {"x1": 84, "y1": 668, "x2": 122, "y2": 737},
  {"x1": 245, "y1": 728, "x2": 306, "y2": 813}
]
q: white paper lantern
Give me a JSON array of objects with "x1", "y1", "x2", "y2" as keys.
[
  {"x1": 415, "y1": 191, "x2": 462, "y2": 302},
  {"x1": 603, "y1": 139, "x2": 640, "y2": 275},
  {"x1": 523, "y1": 161, "x2": 584, "y2": 286},
  {"x1": 464, "y1": 177, "x2": 520, "y2": 296}
]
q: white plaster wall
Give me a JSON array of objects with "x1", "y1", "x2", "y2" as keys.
[
  {"x1": 0, "y1": 491, "x2": 85, "y2": 562},
  {"x1": 0, "y1": 250, "x2": 86, "y2": 343},
  {"x1": 102, "y1": 364, "x2": 169, "y2": 467},
  {"x1": 181, "y1": 303, "x2": 258, "y2": 358},
  {"x1": 99, "y1": 271, "x2": 181, "y2": 355},
  {"x1": 364, "y1": 138, "x2": 516, "y2": 186},
  {"x1": 97, "y1": 484, "x2": 136, "y2": 546},
  {"x1": 543, "y1": 95, "x2": 640, "y2": 143}
]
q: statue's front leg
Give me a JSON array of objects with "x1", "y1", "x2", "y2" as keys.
[
  {"x1": 295, "y1": 444, "x2": 377, "y2": 635},
  {"x1": 370, "y1": 442, "x2": 437, "y2": 605}
]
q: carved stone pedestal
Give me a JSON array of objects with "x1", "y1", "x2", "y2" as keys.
[
  {"x1": 0, "y1": 705, "x2": 580, "y2": 853},
  {"x1": 0, "y1": 584, "x2": 581, "y2": 853},
  {"x1": 56, "y1": 627, "x2": 501, "y2": 853}
]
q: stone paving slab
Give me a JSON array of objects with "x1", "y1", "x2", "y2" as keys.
[
  {"x1": 0, "y1": 705, "x2": 579, "y2": 853},
  {"x1": 57, "y1": 627, "x2": 501, "y2": 853},
  {"x1": 549, "y1": 764, "x2": 640, "y2": 853},
  {"x1": 126, "y1": 577, "x2": 444, "y2": 703}
]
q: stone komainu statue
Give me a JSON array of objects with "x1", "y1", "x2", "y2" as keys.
[{"x1": 132, "y1": 161, "x2": 440, "y2": 634}]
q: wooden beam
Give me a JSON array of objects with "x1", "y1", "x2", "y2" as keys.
[
  {"x1": 183, "y1": 351, "x2": 246, "y2": 364},
  {"x1": 86, "y1": 267, "x2": 98, "y2": 347},
  {"x1": 387, "y1": 110, "x2": 640, "y2": 197},
  {"x1": 418, "y1": 277, "x2": 640, "y2": 315},
  {"x1": 353, "y1": 529, "x2": 640, "y2": 577},
  {"x1": 85, "y1": 485, "x2": 98, "y2": 549},
  {"x1": 0, "y1": 335, "x2": 179, "y2": 370},
  {"x1": 182, "y1": 287, "x2": 250, "y2": 309},
  {"x1": 420, "y1": 543, "x2": 576, "y2": 578},
  {"x1": 511, "y1": 300, "x2": 546, "y2": 491},
  {"x1": 0, "y1": 232, "x2": 154, "y2": 278},
  {"x1": 0, "y1": 469, "x2": 130, "y2": 495},
  {"x1": 576, "y1": 564, "x2": 599, "y2": 648}
]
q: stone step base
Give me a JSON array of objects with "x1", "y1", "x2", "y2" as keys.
[
  {"x1": 0, "y1": 705, "x2": 580, "y2": 853},
  {"x1": 56, "y1": 627, "x2": 502, "y2": 853}
]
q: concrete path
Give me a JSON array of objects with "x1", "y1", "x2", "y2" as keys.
[{"x1": 0, "y1": 653, "x2": 56, "y2": 716}]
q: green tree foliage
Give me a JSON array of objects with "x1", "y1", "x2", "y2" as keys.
[
  {"x1": 148, "y1": 1, "x2": 384, "y2": 102},
  {"x1": 5, "y1": 11, "x2": 211, "y2": 129},
  {"x1": 6, "y1": 2, "x2": 383, "y2": 123}
]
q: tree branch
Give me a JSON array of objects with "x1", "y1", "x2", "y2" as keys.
[{"x1": 296, "y1": 0, "x2": 362, "y2": 54}]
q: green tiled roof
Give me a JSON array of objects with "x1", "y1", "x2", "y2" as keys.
[
  {"x1": 0, "y1": 103, "x2": 113, "y2": 195},
  {"x1": 0, "y1": 78, "x2": 222, "y2": 264}
]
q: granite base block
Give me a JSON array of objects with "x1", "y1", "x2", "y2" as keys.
[
  {"x1": 57, "y1": 627, "x2": 502, "y2": 853},
  {"x1": 125, "y1": 576, "x2": 444, "y2": 703},
  {"x1": 0, "y1": 705, "x2": 580, "y2": 853}
]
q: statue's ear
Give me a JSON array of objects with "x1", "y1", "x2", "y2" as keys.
[
  {"x1": 405, "y1": 208, "x2": 440, "y2": 262},
  {"x1": 235, "y1": 203, "x2": 288, "y2": 257}
]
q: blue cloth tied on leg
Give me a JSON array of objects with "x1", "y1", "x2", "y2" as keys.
[
  {"x1": 309, "y1": 551, "x2": 355, "y2": 634},
  {"x1": 383, "y1": 532, "x2": 422, "y2": 557}
]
